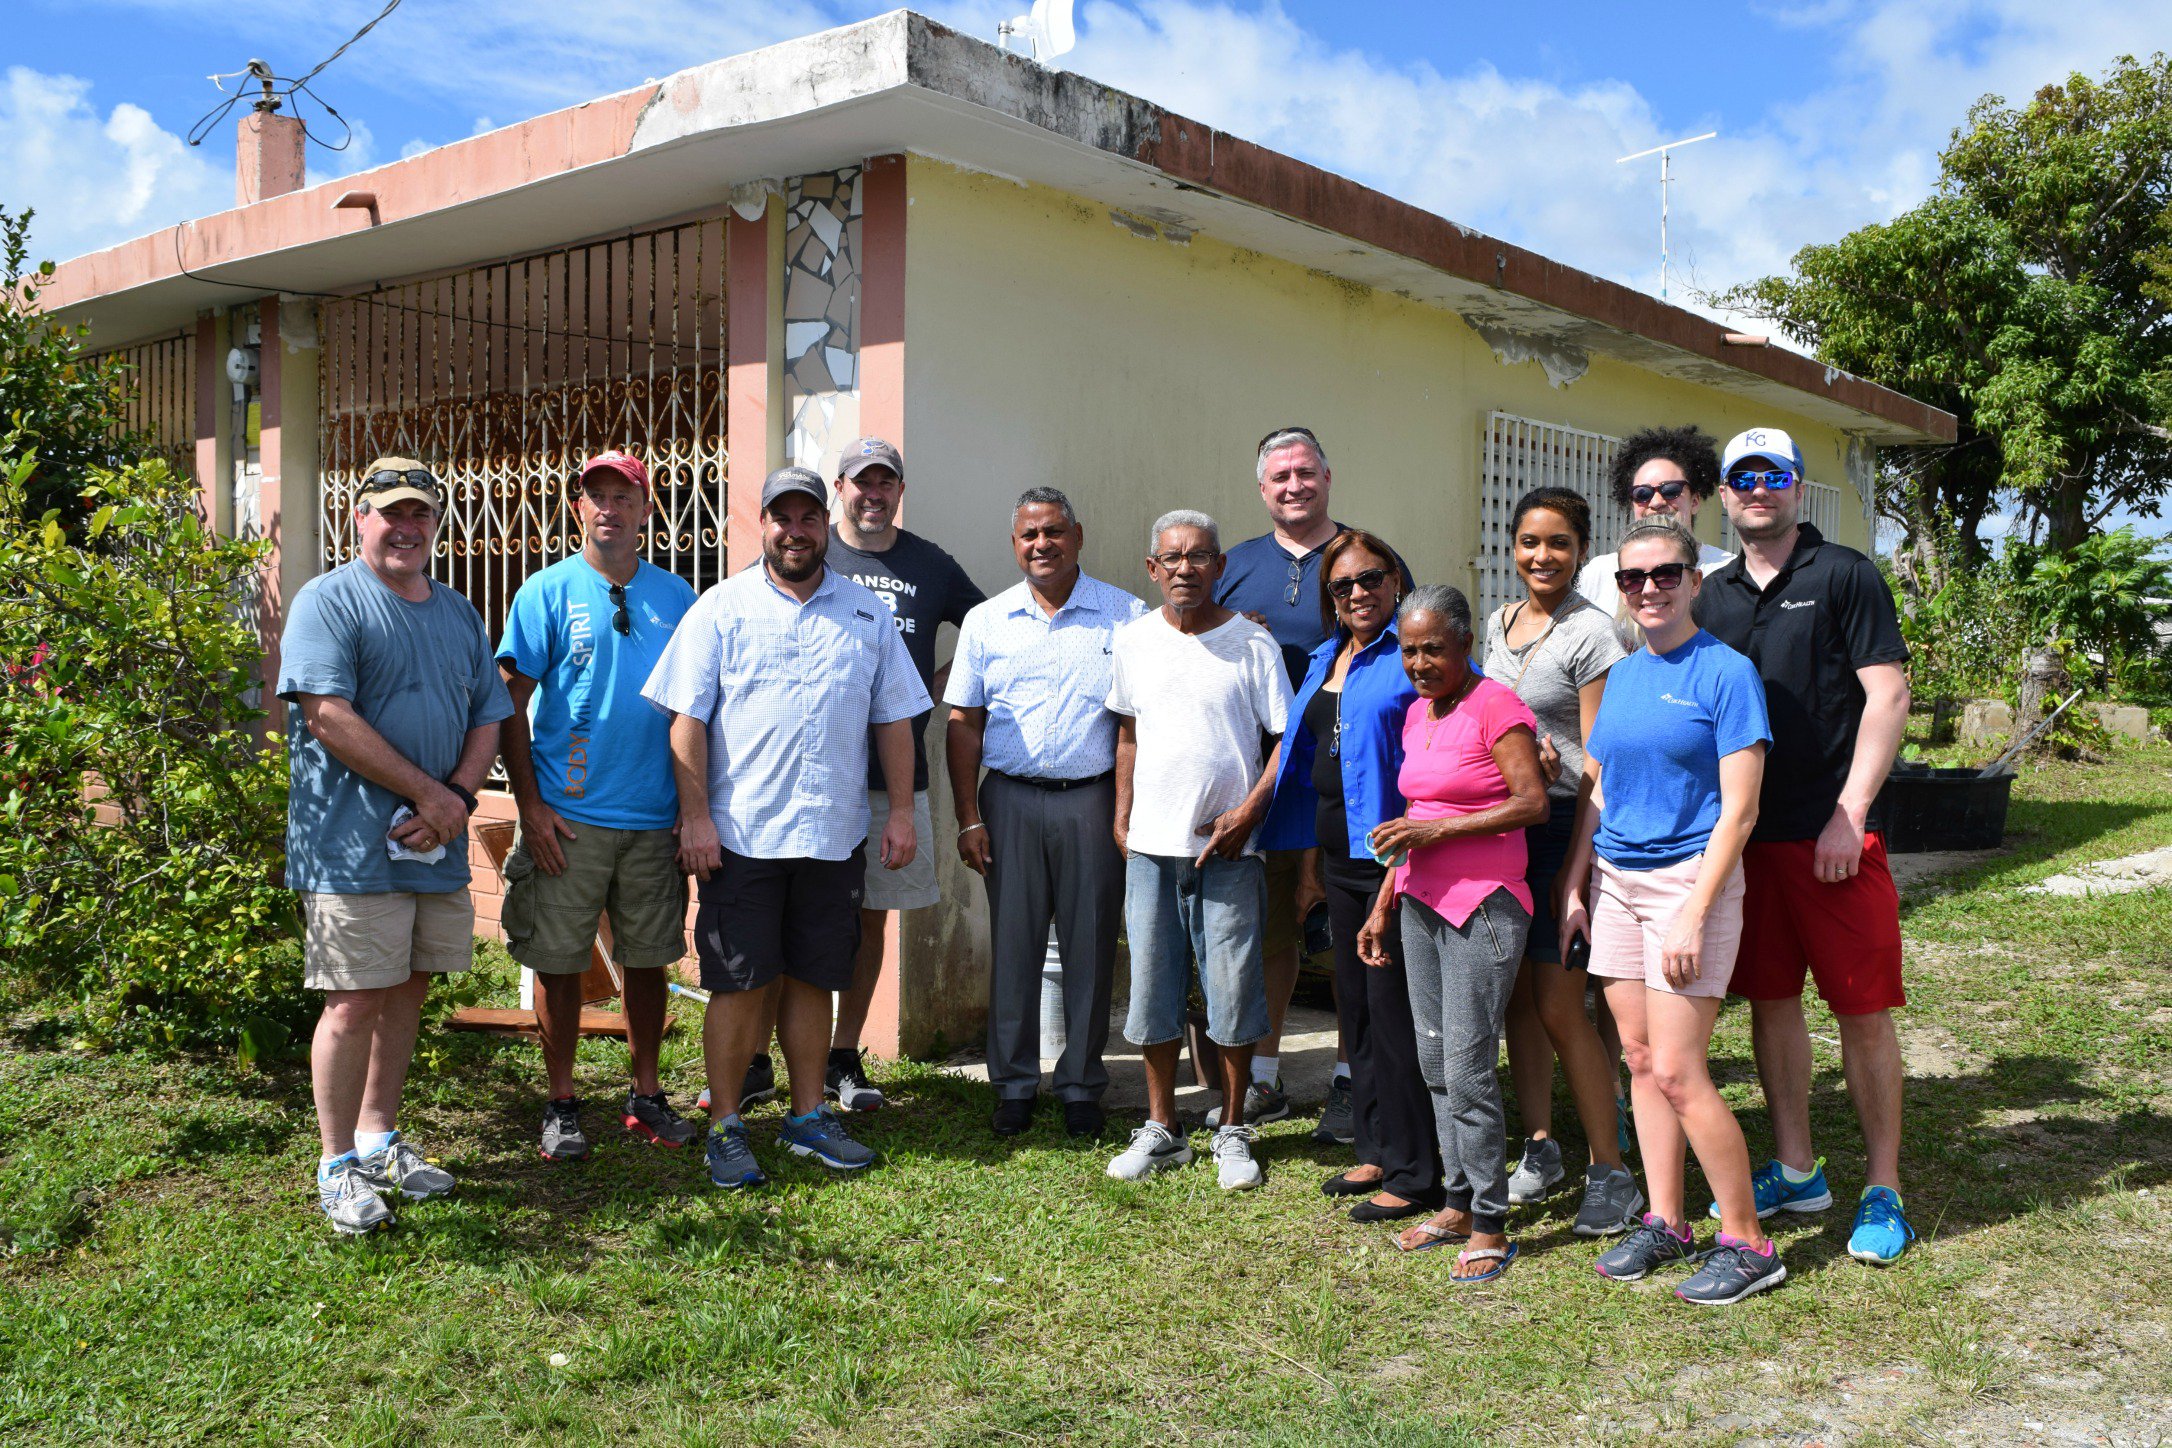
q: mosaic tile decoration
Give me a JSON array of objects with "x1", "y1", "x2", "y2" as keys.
[{"x1": 783, "y1": 166, "x2": 864, "y2": 478}]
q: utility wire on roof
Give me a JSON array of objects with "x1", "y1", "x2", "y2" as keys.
[{"x1": 185, "y1": 1, "x2": 404, "y2": 154}]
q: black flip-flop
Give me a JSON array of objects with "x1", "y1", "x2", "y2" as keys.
[
  {"x1": 1321, "y1": 1171, "x2": 1384, "y2": 1198},
  {"x1": 1349, "y1": 1196, "x2": 1430, "y2": 1223}
]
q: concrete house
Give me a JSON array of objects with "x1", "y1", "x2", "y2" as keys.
[{"x1": 40, "y1": 10, "x2": 1954, "y2": 1056}]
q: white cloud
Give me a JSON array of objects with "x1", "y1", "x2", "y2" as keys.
[{"x1": 0, "y1": 66, "x2": 228, "y2": 263}]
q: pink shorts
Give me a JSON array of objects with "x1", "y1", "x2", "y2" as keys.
[{"x1": 1586, "y1": 854, "x2": 1745, "y2": 998}]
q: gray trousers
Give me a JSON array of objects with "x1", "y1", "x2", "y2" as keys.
[
  {"x1": 1401, "y1": 888, "x2": 1531, "y2": 1234},
  {"x1": 982, "y1": 772, "x2": 1122, "y2": 1102}
]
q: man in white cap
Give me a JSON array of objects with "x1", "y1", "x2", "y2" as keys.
[
  {"x1": 1695, "y1": 427, "x2": 1916, "y2": 1265},
  {"x1": 644, "y1": 466, "x2": 929, "y2": 1191},
  {"x1": 498, "y1": 450, "x2": 700, "y2": 1164}
]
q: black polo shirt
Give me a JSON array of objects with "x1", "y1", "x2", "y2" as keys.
[{"x1": 1694, "y1": 524, "x2": 1908, "y2": 842}]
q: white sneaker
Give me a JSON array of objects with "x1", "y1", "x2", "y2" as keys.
[
  {"x1": 1212, "y1": 1124, "x2": 1262, "y2": 1191},
  {"x1": 1107, "y1": 1121, "x2": 1193, "y2": 1180}
]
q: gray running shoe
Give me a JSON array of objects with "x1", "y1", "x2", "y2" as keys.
[
  {"x1": 539, "y1": 1097, "x2": 589, "y2": 1161},
  {"x1": 622, "y1": 1090, "x2": 699, "y2": 1148},
  {"x1": 1677, "y1": 1234, "x2": 1789, "y2": 1305},
  {"x1": 1594, "y1": 1213, "x2": 1695, "y2": 1282},
  {"x1": 824, "y1": 1049, "x2": 885, "y2": 1112},
  {"x1": 1572, "y1": 1164, "x2": 1646, "y2": 1237},
  {"x1": 318, "y1": 1158, "x2": 394, "y2": 1235},
  {"x1": 1211, "y1": 1124, "x2": 1263, "y2": 1191},
  {"x1": 1204, "y1": 1079, "x2": 1291, "y2": 1129},
  {"x1": 1107, "y1": 1121, "x2": 1194, "y2": 1180},
  {"x1": 1506, "y1": 1136, "x2": 1565, "y2": 1205},
  {"x1": 357, "y1": 1136, "x2": 455, "y2": 1200},
  {"x1": 705, "y1": 1122, "x2": 766, "y2": 1190},
  {"x1": 1311, "y1": 1078, "x2": 1356, "y2": 1145},
  {"x1": 778, "y1": 1108, "x2": 877, "y2": 1172}
]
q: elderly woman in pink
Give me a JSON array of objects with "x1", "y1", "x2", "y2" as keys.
[{"x1": 1359, "y1": 584, "x2": 1549, "y2": 1282}]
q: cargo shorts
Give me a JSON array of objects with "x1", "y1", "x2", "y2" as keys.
[{"x1": 501, "y1": 822, "x2": 689, "y2": 973}]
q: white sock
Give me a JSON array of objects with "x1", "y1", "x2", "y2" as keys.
[
  {"x1": 355, "y1": 1129, "x2": 395, "y2": 1158},
  {"x1": 1779, "y1": 1159, "x2": 1819, "y2": 1183},
  {"x1": 1332, "y1": 1063, "x2": 1352, "y2": 1085},
  {"x1": 1251, "y1": 1054, "x2": 1279, "y2": 1087}
]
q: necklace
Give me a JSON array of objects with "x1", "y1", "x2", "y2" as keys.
[{"x1": 1422, "y1": 672, "x2": 1478, "y2": 750}]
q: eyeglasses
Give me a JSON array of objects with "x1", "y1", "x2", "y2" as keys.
[
  {"x1": 1725, "y1": 469, "x2": 1798, "y2": 492},
  {"x1": 360, "y1": 467, "x2": 441, "y2": 494},
  {"x1": 1630, "y1": 481, "x2": 1689, "y2": 506},
  {"x1": 1256, "y1": 424, "x2": 1320, "y2": 456},
  {"x1": 1285, "y1": 557, "x2": 1304, "y2": 607},
  {"x1": 1615, "y1": 563, "x2": 1689, "y2": 593},
  {"x1": 1152, "y1": 549, "x2": 1219, "y2": 571},
  {"x1": 1327, "y1": 568, "x2": 1391, "y2": 600},
  {"x1": 608, "y1": 583, "x2": 631, "y2": 636}
]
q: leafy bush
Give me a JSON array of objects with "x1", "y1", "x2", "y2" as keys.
[
  {"x1": 2012, "y1": 527, "x2": 2172, "y2": 691},
  {"x1": 0, "y1": 450, "x2": 303, "y2": 1053},
  {"x1": 1893, "y1": 531, "x2": 2032, "y2": 705}
]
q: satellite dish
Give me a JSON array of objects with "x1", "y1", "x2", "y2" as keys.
[{"x1": 997, "y1": 0, "x2": 1077, "y2": 70}]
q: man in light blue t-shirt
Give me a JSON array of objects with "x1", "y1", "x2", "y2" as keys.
[
  {"x1": 498, "y1": 451, "x2": 698, "y2": 1165},
  {"x1": 279, "y1": 458, "x2": 513, "y2": 1235}
]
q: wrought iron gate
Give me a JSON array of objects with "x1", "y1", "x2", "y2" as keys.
[
  {"x1": 88, "y1": 330, "x2": 197, "y2": 483},
  {"x1": 318, "y1": 219, "x2": 729, "y2": 638}
]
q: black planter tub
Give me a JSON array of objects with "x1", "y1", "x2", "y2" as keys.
[{"x1": 1874, "y1": 763, "x2": 2014, "y2": 853}]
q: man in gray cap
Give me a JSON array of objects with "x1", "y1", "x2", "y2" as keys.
[
  {"x1": 819, "y1": 437, "x2": 984, "y2": 1111},
  {"x1": 643, "y1": 466, "x2": 930, "y2": 1190}
]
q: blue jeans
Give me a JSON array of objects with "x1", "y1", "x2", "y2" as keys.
[{"x1": 1122, "y1": 852, "x2": 1269, "y2": 1048}]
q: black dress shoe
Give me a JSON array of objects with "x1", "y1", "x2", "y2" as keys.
[
  {"x1": 1062, "y1": 1100, "x2": 1106, "y2": 1139},
  {"x1": 1348, "y1": 1195, "x2": 1430, "y2": 1223},
  {"x1": 1321, "y1": 1171, "x2": 1385, "y2": 1198},
  {"x1": 993, "y1": 1097, "x2": 1037, "y2": 1136}
]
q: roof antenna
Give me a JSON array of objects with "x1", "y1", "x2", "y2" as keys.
[
  {"x1": 1615, "y1": 130, "x2": 1716, "y2": 300},
  {"x1": 996, "y1": 0, "x2": 1077, "y2": 70},
  {"x1": 246, "y1": 58, "x2": 281, "y2": 114}
]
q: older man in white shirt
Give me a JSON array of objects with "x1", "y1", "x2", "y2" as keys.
[{"x1": 946, "y1": 488, "x2": 1145, "y2": 1141}]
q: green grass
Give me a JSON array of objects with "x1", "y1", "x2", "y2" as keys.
[{"x1": 4, "y1": 747, "x2": 2172, "y2": 1444}]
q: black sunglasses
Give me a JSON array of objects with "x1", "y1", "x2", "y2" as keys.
[
  {"x1": 360, "y1": 467, "x2": 441, "y2": 493},
  {"x1": 1615, "y1": 563, "x2": 1689, "y2": 593},
  {"x1": 1327, "y1": 568, "x2": 1391, "y2": 600},
  {"x1": 1630, "y1": 481, "x2": 1689, "y2": 505},
  {"x1": 608, "y1": 583, "x2": 631, "y2": 636}
]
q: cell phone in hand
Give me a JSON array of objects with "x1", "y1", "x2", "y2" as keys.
[{"x1": 1562, "y1": 929, "x2": 1590, "y2": 973}]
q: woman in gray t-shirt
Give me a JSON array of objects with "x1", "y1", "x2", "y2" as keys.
[{"x1": 1480, "y1": 486, "x2": 1639, "y2": 1236}]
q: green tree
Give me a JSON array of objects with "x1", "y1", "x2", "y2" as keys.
[{"x1": 1726, "y1": 53, "x2": 2172, "y2": 563}]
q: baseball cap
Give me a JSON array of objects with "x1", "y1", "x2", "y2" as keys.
[
  {"x1": 358, "y1": 456, "x2": 444, "y2": 511},
  {"x1": 1721, "y1": 427, "x2": 1803, "y2": 476},
  {"x1": 576, "y1": 449, "x2": 650, "y2": 492},
  {"x1": 837, "y1": 437, "x2": 903, "y2": 482},
  {"x1": 761, "y1": 465, "x2": 829, "y2": 512}
]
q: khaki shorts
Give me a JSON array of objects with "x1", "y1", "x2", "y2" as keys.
[
  {"x1": 1262, "y1": 849, "x2": 1303, "y2": 959},
  {"x1": 502, "y1": 823, "x2": 689, "y2": 973},
  {"x1": 300, "y1": 890, "x2": 475, "y2": 992},
  {"x1": 861, "y1": 790, "x2": 940, "y2": 912}
]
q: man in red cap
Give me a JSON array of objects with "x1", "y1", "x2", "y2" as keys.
[{"x1": 497, "y1": 450, "x2": 700, "y2": 1163}]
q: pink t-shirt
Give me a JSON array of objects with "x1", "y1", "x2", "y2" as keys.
[{"x1": 1392, "y1": 677, "x2": 1537, "y2": 926}]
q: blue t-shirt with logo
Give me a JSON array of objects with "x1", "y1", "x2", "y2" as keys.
[
  {"x1": 1586, "y1": 629, "x2": 1771, "y2": 869},
  {"x1": 497, "y1": 556, "x2": 696, "y2": 830},
  {"x1": 278, "y1": 561, "x2": 514, "y2": 894}
]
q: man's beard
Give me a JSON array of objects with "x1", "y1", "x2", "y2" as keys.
[
  {"x1": 766, "y1": 534, "x2": 825, "y2": 580},
  {"x1": 1731, "y1": 505, "x2": 1797, "y2": 542}
]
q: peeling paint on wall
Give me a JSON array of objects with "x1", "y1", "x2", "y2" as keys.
[
  {"x1": 1460, "y1": 315, "x2": 1589, "y2": 389},
  {"x1": 1108, "y1": 207, "x2": 1191, "y2": 245},
  {"x1": 1844, "y1": 431, "x2": 1878, "y2": 523}
]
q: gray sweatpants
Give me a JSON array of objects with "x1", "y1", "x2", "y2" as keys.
[{"x1": 1400, "y1": 888, "x2": 1530, "y2": 1235}]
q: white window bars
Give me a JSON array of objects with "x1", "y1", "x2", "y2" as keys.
[
  {"x1": 1477, "y1": 412, "x2": 1628, "y2": 631},
  {"x1": 318, "y1": 218, "x2": 730, "y2": 643}
]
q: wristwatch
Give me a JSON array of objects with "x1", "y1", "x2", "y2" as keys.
[{"x1": 443, "y1": 781, "x2": 479, "y2": 814}]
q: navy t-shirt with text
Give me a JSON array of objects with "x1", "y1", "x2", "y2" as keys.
[{"x1": 827, "y1": 527, "x2": 985, "y2": 792}]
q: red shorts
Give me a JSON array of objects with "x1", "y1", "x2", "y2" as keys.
[{"x1": 1732, "y1": 833, "x2": 1905, "y2": 1016}]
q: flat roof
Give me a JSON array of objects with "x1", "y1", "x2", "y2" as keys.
[{"x1": 41, "y1": 9, "x2": 1953, "y2": 445}]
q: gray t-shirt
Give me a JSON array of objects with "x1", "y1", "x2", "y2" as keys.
[
  {"x1": 277, "y1": 560, "x2": 514, "y2": 894},
  {"x1": 1482, "y1": 595, "x2": 1627, "y2": 800}
]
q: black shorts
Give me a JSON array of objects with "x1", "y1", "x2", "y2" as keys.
[{"x1": 693, "y1": 845, "x2": 866, "y2": 993}]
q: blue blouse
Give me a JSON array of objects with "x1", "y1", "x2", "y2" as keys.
[{"x1": 1261, "y1": 622, "x2": 1419, "y2": 855}]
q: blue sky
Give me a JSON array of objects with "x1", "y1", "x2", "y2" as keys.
[{"x1": 9, "y1": 0, "x2": 2157, "y2": 303}]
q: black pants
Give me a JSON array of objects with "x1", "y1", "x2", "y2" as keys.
[{"x1": 1327, "y1": 862, "x2": 1443, "y2": 1206}]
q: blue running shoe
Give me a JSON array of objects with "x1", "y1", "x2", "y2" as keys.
[
  {"x1": 1709, "y1": 1156, "x2": 1833, "y2": 1220},
  {"x1": 778, "y1": 1108, "x2": 877, "y2": 1172},
  {"x1": 705, "y1": 1122, "x2": 766, "y2": 1190},
  {"x1": 1847, "y1": 1185, "x2": 1915, "y2": 1265}
]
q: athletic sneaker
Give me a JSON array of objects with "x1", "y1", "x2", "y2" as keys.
[
  {"x1": 1106, "y1": 1121, "x2": 1194, "y2": 1180},
  {"x1": 1676, "y1": 1233, "x2": 1788, "y2": 1305},
  {"x1": 1572, "y1": 1164, "x2": 1646, "y2": 1237},
  {"x1": 356, "y1": 1135, "x2": 454, "y2": 1200},
  {"x1": 1312, "y1": 1078, "x2": 1356, "y2": 1145},
  {"x1": 705, "y1": 1122, "x2": 766, "y2": 1190},
  {"x1": 318, "y1": 1158, "x2": 394, "y2": 1235},
  {"x1": 1594, "y1": 1213, "x2": 1694, "y2": 1282},
  {"x1": 539, "y1": 1097, "x2": 589, "y2": 1161},
  {"x1": 740, "y1": 1053, "x2": 779, "y2": 1112},
  {"x1": 1847, "y1": 1185, "x2": 1916, "y2": 1265},
  {"x1": 623, "y1": 1090, "x2": 699, "y2": 1148},
  {"x1": 1506, "y1": 1137, "x2": 1565, "y2": 1205},
  {"x1": 1204, "y1": 1079, "x2": 1291, "y2": 1129},
  {"x1": 1212, "y1": 1124, "x2": 1263, "y2": 1191},
  {"x1": 1710, "y1": 1156, "x2": 1834, "y2": 1220},
  {"x1": 824, "y1": 1048, "x2": 885, "y2": 1112},
  {"x1": 778, "y1": 1108, "x2": 877, "y2": 1172}
]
